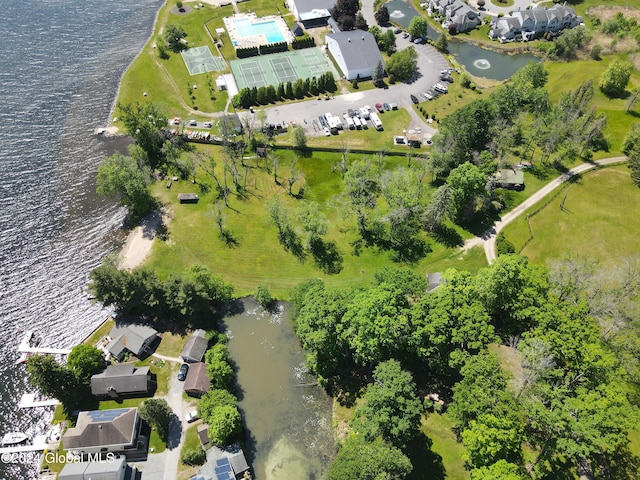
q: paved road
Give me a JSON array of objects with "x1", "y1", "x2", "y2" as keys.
[{"x1": 462, "y1": 157, "x2": 628, "y2": 264}]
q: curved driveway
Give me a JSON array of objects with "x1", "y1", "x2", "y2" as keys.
[{"x1": 463, "y1": 157, "x2": 628, "y2": 264}]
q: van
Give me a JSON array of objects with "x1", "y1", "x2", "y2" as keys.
[
  {"x1": 353, "y1": 116, "x2": 362, "y2": 129},
  {"x1": 346, "y1": 117, "x2": 355, "y2": 130}
]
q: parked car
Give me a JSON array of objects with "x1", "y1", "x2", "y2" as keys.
[
  {"x1": 413, "y1": 37, "x2": 424, "y2": 44},
  {"x1": 185, "y1": 410, "x2": 199, "y2": 423},
  {"x1": 171, "y1": 117, "x2": 181, "y2": 125},
  {"x1": 348, "y1": 108, "x2": 356, "y2": 117},
  {"x1": 178, "y1": 363, "x2": 189, "y2": 381},
  {"x1": 402, "y1": 32, "x2": 410, "y2": 39},
  {"x1": 410, "y1": 94, "x2": 419, "y2": 104},
  {"x1": 323, "y1": 126, "x2": 331, "y2": 136},
  {"x1": 423, "y1": 92, "x2": 433, "y2": 100},
  {"x1": 383, "y1": 103, "x2": 390, "y2": 111},
  {"x1": 203, "y1": 121, "x2": 212, "y2": 128},
  {"x1": 318, "y1": 115, "x2": 326, "y2": 127},
  {"x1": 375, "y1": 103, "x2": 384, "y2": 113},
  {"x1": 434, "y1": 83, "x2": 448, "y2": 94},
  {"x1": 188, "y1": 119, "x2": 197, "y2": 126}
]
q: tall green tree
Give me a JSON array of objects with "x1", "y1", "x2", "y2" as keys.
[
  {"x1": 462, "y1": 413, "x2": 524, "y2": 468},
  {"x1": 205, "y1": 343, "x2": 235, "y2": 391},
  {"x1": 446, "y1": 162, "x2": 487, "y2": 221},
  {"x1": 67, "y1": 344, "x2": 104, "y2": 382},
  {"x1": 385, "y1": 47, "x2": 418, "y2": 82},
  {"x1": 470, "y1": 460, "x2": 524, "y2": 480},
  {"x1": 139, "y1": 398, "x2": 173, "y2": 441},
  {"x1": 599, "y1": 59, "x2": 633, "y2": 97},
  {"x1": 198, "y1": 389, "x2": 237, "y2": 419},
  {"x1": 374, "y1": 5, "x2": 390, "y2": 25},
  {"x1": 96, "y1": 151, "x2": 154, "y2": 220},
  {"x1": 328, "y1": 435, "x2": 412, "y2": 480},
  {"x1": 27, "y1": 354, "x2": 82, "y2": 411},
  {"x1": 353, "y1": 359, "x2": 422, "y2": 447},
  {"x1": 407, "y1": 16, "x2": 429, "y2": 39},
  {"x1": 341, "y1": 159, "x2": 380, "y2": 236},
  {"x1": 207, "y1": 404, "x2": 242, "y2": 445},
  {"x1": 164, "y1": 24, "x2": 188, "y2": 53}
]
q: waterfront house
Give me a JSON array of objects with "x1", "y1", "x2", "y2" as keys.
[
  {"x1": 106, "y1": 324, "x2": 158, "y2": 361},
  {"x1": 58, "y1": 455, "x2": 129, "y2": 480},
  {"x1": 428, "y1": 0, "x2": 481, "y2": 33},
  {"x1": 181, "y1": 329, "x2": 208, "y2": 363},
  {"x1": 192, "y1": 445, "x2": 250, "y2": 480},
  {"x1": 184, "y1": 362, "x2": 210, "y2": 398},
  {"x1": 91, "y1": 364, "x2": 154, "y2": 398},
  {"x1": 63, "y1": 408, "x2": 142, "y2": 457},
  {"x1": 325, "y1": 31, "x2": 384, "y2": 81}
]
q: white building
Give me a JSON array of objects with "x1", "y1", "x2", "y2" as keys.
[{"x1": 325, "y1": 31, "x2": 384, "y2": 81}]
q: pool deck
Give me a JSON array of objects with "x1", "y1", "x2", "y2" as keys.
[{"x1": 223, "y1": 12, "x2": 293, "y2": 50}]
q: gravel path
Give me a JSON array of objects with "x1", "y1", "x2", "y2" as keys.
[{"x1": 462, "y1": 157, "x2": 628, "y2": 264}]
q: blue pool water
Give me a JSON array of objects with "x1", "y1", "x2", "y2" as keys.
[{"x1": 234, "y1": 18, "x2": 285, "y2": 44}]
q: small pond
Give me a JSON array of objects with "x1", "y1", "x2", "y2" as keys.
[
  {"x1": 223, "y1": 298, "x2": 335, "y2": 480},
  {"x1": 385, "y1": 0, "x2": 540, "y2": 81},
  {"x1": 447, "y1": 41, "x2": 540, "y2": 80}
]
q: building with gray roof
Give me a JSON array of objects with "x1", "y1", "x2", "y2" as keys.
[
  {"x1": 91, "y1": 364, "x2": 153, "y2": 398},
  {"x1": 288, "y1": 0, "x2": 334, "y2": 25},
  {"x1": 181, "y1": 329, "x2": 209, "y2": 363},
  {"x1": 58, "y1": 455, "x2": 128, "y2": 480},
  {"x1": 184, "y1": 362, "x2": 211, "y2": 398},
  {"x1": 106, "y1": 324, "x2": 158, "y2": 361},
  {"x1": 326, "y1": 31, "x2": 384, "y2": 81},
  {"x1": 63, "y1": 408, "x2": 141, "y2": 456}
]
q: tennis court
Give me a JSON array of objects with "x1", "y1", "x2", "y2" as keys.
[
  {"x1": 230, "y1": 48, "x2": 333, "y2": 91},
  {"x1": 181, "y1": 46, "x2": 226, "y2": 75}
]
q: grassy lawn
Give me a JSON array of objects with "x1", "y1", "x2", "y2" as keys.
[
  {"x1": 146, "y1": 148, "x2": 487, "y2": 298},
  {"x1": 177, "y1": 423, "x2": 204, "y2": 480},
  {"x1": 417, "y1": 413, "x2": 467, "y2": 480},
  {"x1": 501, "y1": 165, "x2": 639, "y2": 267},
  {"x1": 81, "y1": 317, "x2": 114, "y2": 348}
]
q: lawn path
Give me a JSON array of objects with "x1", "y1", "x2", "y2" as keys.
[{"x1": 462, "y1": 156, "x2": 628, "y2": 264}]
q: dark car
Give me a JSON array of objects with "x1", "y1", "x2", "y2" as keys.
[
  {"x1": 375, "y1": 103, "x2": 384, "y2": 113},
  {"x1": 348, "y1": 108, "x2": 356, "y2": 117},
  {"x1": 318, "y1": 115, "x2": 327, "y2": 127},
  {"x1": 394, "y1": 28, "x2": 402, "y2": 34},
  {"x1": 410, "y1": 94, "x2": 419, "y2": 104},
  {"x1": 178, "y1": 363, "x2": 189, "y2": 381},
  {"x1": 383, "y1": 103, "x2": 390, "y2": 111}
]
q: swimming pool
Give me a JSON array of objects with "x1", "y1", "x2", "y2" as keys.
[{"x1": 234, "y1": 18, "x2": 285, "y2": 44}]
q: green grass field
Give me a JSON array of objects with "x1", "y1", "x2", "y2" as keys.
[
  {"x1": 502, "y1": 165, "x2": 639, "y2": 267},
  {"x1": 146, "y1": 149, "x2": 487, "y2": 298}
]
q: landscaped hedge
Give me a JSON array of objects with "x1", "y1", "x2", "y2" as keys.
[
  {"x1": 236, "y1": 46, "x2": 259, "y2": 58},
  {"x1": 259, "y1": 41, "x2": 289, "y2": 55},
  {"x1": 292, "y1": 35, "x2": 315, "y2": 49}
]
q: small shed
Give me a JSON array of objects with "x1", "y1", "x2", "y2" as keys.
[
  {"x1": 197, "y1": 423, "x2": 210, "y2": 449},
  {"x1": 181, "y1": 329, "x2": 208, "y2": 363},
  {"x1": 178, "y1": 193, "x2": 200, "y2": 203},
  {"x1": 494, "y1": 169, "x2": 525, "y2": 190},
  {"x1": 184, "y1": 362, "x2": 210, "y2": 398}
]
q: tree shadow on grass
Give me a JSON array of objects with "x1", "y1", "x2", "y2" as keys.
[
  {"x1": 430, "y1": 225, "x2": 463, "y2": 248},
  {"x1": 309, "y1": 237, "x2": 344, "y2": 274},
  {"x1": 405, "y1": 432, "x2": 446, "y2": 480}
]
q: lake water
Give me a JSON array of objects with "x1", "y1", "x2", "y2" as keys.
[
  {"x1": 223, "y1": 299, "x2": 334, "y2": 480},
  {"x1": 0, "y1": 1, "x2": 162, "y2": 478}
]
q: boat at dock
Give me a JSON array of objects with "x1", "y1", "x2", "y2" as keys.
[{"x1": 2, "y1": 432, "x2": 29, "y2": 446}]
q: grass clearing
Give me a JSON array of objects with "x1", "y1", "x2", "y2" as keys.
[
  {"x1": 418, "y1": 413, "x2": 467, "y2": 480},
  {"x1": 177, "y1": 423, "x2": 204, "y2": 480},
  {"x1": 147, "y1": 149, "x2": 487, "y2": 298},
  {"x1": 501, "y1": 165, "x2": 639, "y2": 267}
]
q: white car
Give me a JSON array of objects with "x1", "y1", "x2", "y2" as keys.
[
  {"x1": 203, "y1": 121, "x2": 212, "y2": 128},
  {"x1": 185, "y1": 410, "x2": 198, "y2": 423},
  {"x1": 423, "y1": 92, "x2": 433, "y2": 100},
  {"x1": 188, "y1": 119, "x2": 197, "y2": 126},
  {"x1": 323, "y1": 126, "x2": 331, "y2": 136}
]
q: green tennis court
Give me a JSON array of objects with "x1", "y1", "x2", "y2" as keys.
[
  {"x1": 230, "y1": 48, "x2": 332, "y2": 90},
  {"x1": 181, "y1": 46, "x2": 226, "y2": 75}
]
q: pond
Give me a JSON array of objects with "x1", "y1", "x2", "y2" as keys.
[
  {"x1": 223, "y1": 298, "x2": 335, "y2": 480},
  {"x1": 447, "y1": 41, "x2": 540, "y2": 80},
  {"x1": 384, "y1": 0, "x2": 540, "y2": 81}
]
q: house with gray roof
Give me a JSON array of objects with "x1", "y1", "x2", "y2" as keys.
[
  {"x1": 494, "y1": 168, "x2": 524, "y2": 190},
  {"x1": 91, "y1": 364, "x2": 154, "y2": 398},
  {"x1": 58, "y1": 455, "x2": 129, "y2": 480},
  {"x1": 326, "y1": 31, "x2": 384, "y2": 81},
  {"x1": 192, "y1": 445, "x2": 250, "y2": 480},
  {"x1": 489, "y1": 4, "x2": 583, "y2": 42},
  {"x1": 181, "y1": 329, "x2": 208, "y2": 363},
  {"x1": 184, "y1": 362, "x2": 211, "y2": 398},
  {"x1": 106, "y1": 324, "x2": 158, "y2": 361},
  {"x1": 63, "y1": 408, "x2": 142, "y2": 456},
  {"x1": 428, "y1": 0, "x2": 481, "y2": 33}
]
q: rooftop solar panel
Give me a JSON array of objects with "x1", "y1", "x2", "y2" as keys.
[
  {"x1": 87, "y1": 408, "x2": 129, "y2": 422},
  {"x1": 216, "y1": 458, "x2": 231, "y2": 467}
]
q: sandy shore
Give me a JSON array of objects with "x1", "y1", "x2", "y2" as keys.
[{"x1": 118, "y1": 209, "x2": 166, "y2": 270}]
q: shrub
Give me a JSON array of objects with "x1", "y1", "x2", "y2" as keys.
[
  {"x1": 255, "y1": 285, "x2": 274, "y2": 308},
  {"x1": 496, "y1": 232, "x2": 516, "y2": 256},
  {"x1": 181, "y1": 447, "x2": 206, "y2": 466}
]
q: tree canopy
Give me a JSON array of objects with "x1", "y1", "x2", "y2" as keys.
[{"x1": 385, "y1": 47, "x2": 418, "y2": 82}]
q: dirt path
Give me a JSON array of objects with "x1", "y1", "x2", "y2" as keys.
[{"x1": 463, "y1": 157, "x2": 628, "y2": 264}]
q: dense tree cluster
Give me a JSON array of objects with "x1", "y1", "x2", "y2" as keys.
[
  {"x1": 429, "y1": 64, "x2": 607, "y2": 177},
  {"x1": 332, "y1": 0, "x2": 367, "y2": 31},
  {"x1": 139, "y1": 398, "x2": 173, "y2": 441},
  {"x1": 292, "y1": 255, "x2": 640, "y2": 478},
  {"x1": 88, "y1": 257, "x2": 233, "y2": 325},
  {"x1": 232, "y1": 72, "x2": 337, "y2": 108},
  {"x1": 369, "y1": 26, "x2": 396, "y2": 54},
  {"x1": 624, "y1": 123, "x2": 640, "y2": 187},
  {"x1": 385, "y1": 47, "x2": 418, "y2": 82}
]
